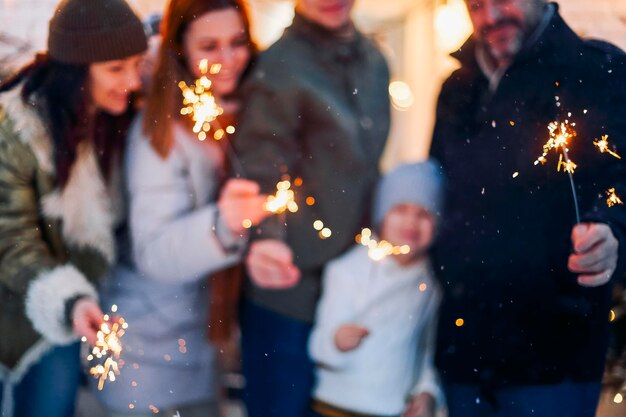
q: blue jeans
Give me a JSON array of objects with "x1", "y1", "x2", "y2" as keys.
[
  {"x1": 445, "y1": 381, "x2": 601, "y2": 417},
  {"x1": 1, "y1": 343, "x2": 81, "y2": 417},
  {"x1": 241, "y1": 300, "x2": 315, "y2": 417}
]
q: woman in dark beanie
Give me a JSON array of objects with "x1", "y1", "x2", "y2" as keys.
[{"x1": 0, "y1": 0, "x2": 146, "y2": 416}]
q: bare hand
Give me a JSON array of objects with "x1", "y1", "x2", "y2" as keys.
[
  {"x1": 72, "y1": 297, "x2": 104, "y2": 345},
  {"x1": 569, "y1": 223, "x2": 619, "y2": 287},
  {"x1": 246, "y1": 240, "x2": 300, "y2": 288},
  {"x1": 218, "y1": 179, "x2": 268, "y2": 235},
  {"x1": 334, "y1": 324, "x2": 369, "y2": 352},
  {"x1": 403, "y1": 393, "x2": 436, "y2": 417}
]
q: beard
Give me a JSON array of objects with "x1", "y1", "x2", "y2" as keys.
[{"x1": 480, "y1": 18, "x2": 526, "y2": 62}]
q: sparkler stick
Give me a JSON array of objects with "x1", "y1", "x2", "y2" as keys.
[
  {"x1": 559, "y1": 151, "x2": 581, "y2": 224},
  {"x1": 85, "y1": 305, "x2": 128, "y2": 391},
  {"x1": 212, "y1": 118, "x2": 246, "y2": 177}
]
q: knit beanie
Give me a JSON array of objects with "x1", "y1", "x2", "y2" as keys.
[
  {"x1": 48, "y1": 0, "x2": 148, "y2": 64},
  {"x1": 373, "y1": 159, "x2": 444, "y2": 227}
]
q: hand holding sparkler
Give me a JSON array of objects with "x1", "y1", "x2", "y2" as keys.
[
  {"x1": 569, "y1": 223, "x2": 619, "y2": 287},
  {"x1": 72, "y1": 297, "x2": 104, "y2": 345},
  {"x1": 246, "y1": 239, "x2": 300, "y2": 288},
  {"x1": 217, "y1": 179, "x2": 268, "y2": 234},
  {"x1": 85, "y1": 306, "x2": 128, "y2": 391}
]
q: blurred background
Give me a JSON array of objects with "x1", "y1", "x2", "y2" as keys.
[
  {"x1": 1, "y1": 1, "x2": 626, "y2": 416},
  {"x1": 0, "y1": 0, "x2": 626, "y2": 168},
  {"x1": 1, "y1": 0, "x2": 625, "y2": 171}
]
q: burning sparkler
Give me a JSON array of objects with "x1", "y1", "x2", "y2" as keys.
[
  {"x1": 179, "y1": 59, "x2": 244, "y2": 174},
  {"x1": 356, "y1": 228, "x2": 411, "y2": 262},
  {"x1": 86, "y1": 305, "x2": 128, "y2": 391},
  {"x1": 179, "y1": 59, "x2": 224, "y2": 141},
  {"x1": 534, "y1": 119, "x2": 577, "y2": 168},
  {"x1": 264, "y1": 179, "x2": 299, "y2": 214},
  {"x1": 534, "y1": 116, "x2": 581, "y2": 223},
  {"x1": 607, "y1": 188, "x2": 623, "y2": 208},
  {"x1": 594, "y1": 135, "x2": 621, "y2": 159}
]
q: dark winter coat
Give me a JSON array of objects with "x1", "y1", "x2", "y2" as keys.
[
  {"x1": 0, "y1": 86, "x2": 118, "y2": 377},
  {"x1": 234, "y1": 13, "x2": 390, "y2": 322},
  {"x1": 431, "y1": 6, "x2": 626, "y2": 388}
]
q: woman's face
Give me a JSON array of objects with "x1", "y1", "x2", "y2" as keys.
[
  {"x1": 183, "y1": 8, "x2": 251, "y2": 98},
  {"x1": 89, "y1": 54, "x2": 143, "y2": 115}
]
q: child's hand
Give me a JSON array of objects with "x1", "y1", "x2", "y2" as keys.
[
  {"x1": 334, "y1": 324, "x2": 369, "y2": 352},
  {"x1": 402, "y1": 392, "x2": 436, "y2": 417}
]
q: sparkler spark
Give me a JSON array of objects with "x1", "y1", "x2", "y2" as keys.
[
  {"x1": 606, "y1": 188, "x2": 623, "y2": 207},
  {"x1": 534, "y1": 117, "x2": 580, "y2": 223},
  {"x1": 179, "y1": 59, "x2": 236, "y2": 142},
  {"x1": 87, "y1": 306, "x2": 128, "y2": 391},
  {"x1": 356, "y1": 228, "x2": 410, "y2": 261},
  {"x1": 557, "y1": 153, "x2": 577, "y2": 174},
  {"x1": 593, "y1": 135, "x2": 621, "y2": 159},
  {"x1": 534, "y1": 120, "x2": 577, "y2": 168},
  {"x1": 264, "y1": 180, "x2": 298, "y2": 214}
]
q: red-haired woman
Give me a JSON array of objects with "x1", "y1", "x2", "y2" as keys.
[
  {"x1": 96, "y1": 0, "x2": 266, "y2": 416},
  {"x1": 0, "y1": 1, "x2": 146, "y2": 416}
]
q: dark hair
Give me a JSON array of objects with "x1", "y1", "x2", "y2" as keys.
[
  {"x1": 143, "y1": 0, "x2": 257, "y2": 157},
  {"x1": 0, "y1": 53, "x2": 133, "y2": 187}
]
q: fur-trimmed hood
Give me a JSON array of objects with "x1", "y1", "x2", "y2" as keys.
[{"x1": 0, "y1": 85, "x2": 121, "y2": 263}]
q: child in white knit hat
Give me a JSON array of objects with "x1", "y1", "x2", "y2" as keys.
[{"x1": 309, "y1": 160, "x2": 445, "y2": 417}]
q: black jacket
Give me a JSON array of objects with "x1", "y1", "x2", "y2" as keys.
[{"x1": 431, "y1": 6, "x2": 626, "y2": 387}]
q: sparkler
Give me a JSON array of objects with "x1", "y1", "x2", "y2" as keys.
[
  {"x1": 179, "y1": 59, "x2": 223, "y2": 140},
  {"x1": 264, "y1": 179, "x2": 299, "y2": 214},
  {"x1": 179, "y1": 59, "x2": 245, "y2": 175},
  {"x1": 606, "y1": 188, "x2": 623, "y2": 207},
  {"x1": 242, "y1": 177, "x2": 333, "y2": 240},
  {"x1": 356, "y1": 228, "x2": 410, "y2": 261},
  {"x1": 534, "y1": 117, "x2": 581, "y2": 223},
  {"x1": 242, "y1": 177, "x2": 327, "y2": 234},
  {"x1": 86, "y1": 305, "x2": 128, "y2": 391}
]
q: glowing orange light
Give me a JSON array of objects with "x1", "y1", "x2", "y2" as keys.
[
  {"x1": 88, "y1": 306, "x2": 127, "y2": 391},
  {"x1": 593, "y1": 135, "x2": 621, "y2": 159},
  {"x1": 356, "y1": 228, "x2": 410, "y2": 261},
  {"x1": 179, "y1": 59, "x2": 224, "y2": 141},
  {"x1": 264, "y1": 180, "x2": 298, "y2": 214},
  {"x1": 606, "y1": 188, "x2": 623, "y2": 208}
]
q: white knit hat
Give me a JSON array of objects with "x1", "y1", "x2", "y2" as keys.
[{"x1": 373, "y1": 159, "x2": 444, "y2": 227}]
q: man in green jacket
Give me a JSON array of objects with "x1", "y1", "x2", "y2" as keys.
[{"x1": 233, "y1": 0, "x2": 390, "y2": 415}]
